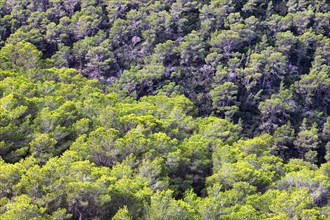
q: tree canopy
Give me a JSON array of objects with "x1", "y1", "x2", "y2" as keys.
[{"x1": 1, "y1": 0, "x2": 330, "y2": 219}]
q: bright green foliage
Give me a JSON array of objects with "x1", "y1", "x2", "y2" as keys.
[
  {"x1": 112, "y1": 206, "x2": 132, "y2": 220},
  {"x1": 29, "y1": 133, "x2": 57, "y2": 165},
  {"x1": 0, "y1": 194, "x2": 46, "y2": 220},
  {"x1": 147, "y1": 190, "x2": 197, "y2": 220},
  {"x1": 1, "y1": 0, "x2": 330, "y2": 219},
  {"x1": 0, "y1": 42, "x2": 42, "y2": 70},
  {"x1": 247, "y1": 188, "x2": 316, "y2": 219}
]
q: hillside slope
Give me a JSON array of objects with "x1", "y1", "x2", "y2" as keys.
[{"x1": 1, "y1": 0, "x2": 330, "y2": 219}]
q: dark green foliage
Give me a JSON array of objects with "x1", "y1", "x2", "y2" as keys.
[{"x1": 1, "y1": 0, "x2": 330, "y2": 219}]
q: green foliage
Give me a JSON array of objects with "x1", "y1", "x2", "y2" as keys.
[
  {"x1": 147, "y1": 190, "x2": 197, "y2": 220},
  {"x1": 0, "y1": 42, "x2": 42, "y2": 70},
  {"x1": 210, "y1": 82, "x2": 239, "y2": 121},
  {"x1": 1, "y1": 0, "x2": 330, "y2": 219}
]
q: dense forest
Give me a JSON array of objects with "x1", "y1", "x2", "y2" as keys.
[{"x1": 1, "y1": 0, "x2": 330, "y2": 219}]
